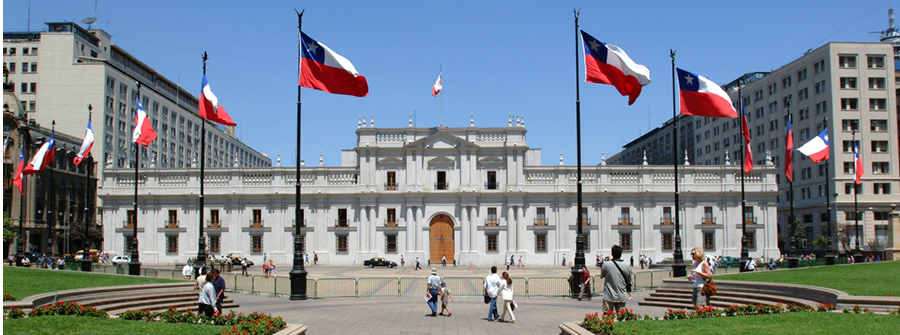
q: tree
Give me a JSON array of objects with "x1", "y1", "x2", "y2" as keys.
[
  {"x1": 811, "y1": 235, "x2": 829, "y2": 249},
  {"x1": 837, "y1": 224, "x2": 854, "y2": 252},
  {"x1": 3, "y1": 212, "x2": 18, "y2": 243},
  {"x1": 69, "y1": 219, "x2": 102, "y2": 251}
]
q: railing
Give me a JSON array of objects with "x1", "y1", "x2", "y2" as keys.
[
  {"x1": 434, "y1": 182, "x2": 448, "y2": 190},
  {"x1": 384, "y1": 182, "x2": 397, "y2": 191},
  {"x1": 250, "y1": 220, "x2": 264, "y2": 227},
  {"x1": 485, "y1": 220, "x2": 499, "y2": 226},
  {"x1": 208, "y1": 220, "x2": 221, "y2": 228},
  {"x1": 702, "y1": 217, "x2": 717, "y2": 225},
  {"x1": 165, "y1": 220, "x2": 179, "y2": 228},
  {"x1": 292, "y1": 219, "x2": 307, "y2": 227},
  {"x1": 618, "y1": 217, "x2": 631, "y2": 225},
  {"x1": 485, "y1": 182, "x2": 498, "y2": 190},
  {"x1": 659, "y1": 218, "x2": 673, "y2": 225},
  {"x1": 743, "y1": 216, "x2": 757, "y2": 225},
  {"x1": 534, "y1": 218, "x2": 547, "y2": 225},
  {"x1": 385, "y1": 221, "x2": 397, "y2": 227},
  {"x1": 335, "y1": 219, "x2": 349, "y2": 227}
]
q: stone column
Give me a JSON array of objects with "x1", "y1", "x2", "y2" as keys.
[
  {"x1": 415, "y1": 207, "x2": 423, "y2": 252},
  {"x1": 406, "y1": 206, "x2": 415, "y2": 252},
  {"x1": 359, "y1": 206, "x2": 368, "y2": 252},
  {"x1": 517, "y1": 205, "x2": 525, "y2": 252},
  {"x1": 470, "y1": 206, "x2": 478, "y2": 252},
  {"x1": 369, "y1": 206, "x2": 376, "y2": 254},
  {"x1": 460, "y1": 206, "x2": 469, "y2": 252},
  {"x1": 507, "y1": 206, "x2": 515, "y2": 254}
]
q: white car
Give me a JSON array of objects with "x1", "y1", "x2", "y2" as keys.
[{"x1": 112, "y1": 255, "x2": 131, "y2": 266}]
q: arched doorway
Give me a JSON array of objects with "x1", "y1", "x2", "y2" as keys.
[{"x1": 429, "y1": 214, "x2": 454, "y2": 264}]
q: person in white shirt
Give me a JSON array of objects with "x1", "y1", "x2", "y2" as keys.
[
  {"x1": 496, "y1": 271, "x2": 516, "y2": 324},
  {"x1": 426, "y1": 268, "x2": 441, "y2": 316},
  {"x1": 483, "y1": 266, "x2": 502, "y2": 321},
  {"x1": 198, "y1": 273, "x2": 217, "y2": 318},
  {"x1": 183, "y1": 263, "x2": 194, "y2": 279}
]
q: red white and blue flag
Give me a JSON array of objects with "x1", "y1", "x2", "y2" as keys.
[
  {"x1": 785, "y1": 115, "x2": 794, "y2": 182},
  {"x1": 12, "y1": 147, "x2": 25, "y2": 195},
  {"x1": 23, "y1": 135, "x2": 54, "y2": 175},
  {"x1": 199, "y1": 75, "x2": 237, "y2": 126},
  {"x1": 677, "y1": 68, "x2": 736, "y2": 118},
  {"x1": 132, "y1": 99, "x2": 157, "y2": 146},
  {"x1": 797, "y1": 129, "x2": 829, "y2": 164},
  {"x1": 299, "y1": 32, "x2": 368, "y2": 97},
  {"x1": 73, "y1": 119, "x2": 94, "y2": 165},
  {"x1": 741, "y1": 103, "x2": 753, "y2": 173},
  {"x1": 854, "y1": 141, "x2": 864, "y2": 184},
  {"x1": 432, "y1": 73, "x2": 442, "y2": 97},
  {"x1": 580, "y1": 30, "x2": 650, "y2": 105}
]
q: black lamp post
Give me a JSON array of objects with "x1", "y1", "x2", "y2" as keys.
[
  {"x1": 290, "y1": 9, "x2": 308, "y2": 300},
  {"x1": 81, "y1": 105, "x2": 94, "y2": 272}
]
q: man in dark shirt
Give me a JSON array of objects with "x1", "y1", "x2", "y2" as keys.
[
  {"x1": 213, "y1": 269, "x2": 226, "y2": 314},
  {"x1": 578, "y1": 265, "x2": 591, "y2": 301}
]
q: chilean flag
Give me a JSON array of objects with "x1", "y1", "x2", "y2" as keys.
[
  {"x1": 23, "y1": 135, "x2": 54, "y2": 175},
  {"x1": 580, "y1": 30, "x2": 650, "y2": 105},
  {"x1": 74, "y1": 119, "x2": 94, "y2": 165},
  {"x1": 432, "y1": 73, "x2": 442, "y2": 97},
  {"x1": 797, "y1": 129, "x2": 829, "y2": 164},
  {"x1": 132, "y1": 99, "x2": 157, "y2": 146},
  {"x1": 677, "y1": 68, "x2": 737, "y2": 118},
  {"x1": 299, "y1": 32, "x2": 368, "y2": 97},
  {"x1": 12, "y1": 147, "x2": 25, "y2": 195},
  {"x1": 199, "y1": 75, "x2": 237, "y2": 126},
  {"x1": 785, "y1": 116, "x2": 794, "y2": 182},
  {"x1": 741, "y1": 104, "x2": 753, "y2": 173},
  {"x1": 854, "y1": 141, "x2": 864, "y2": 184}
]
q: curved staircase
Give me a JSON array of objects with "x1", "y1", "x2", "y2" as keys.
[{"x1": 639, "y1": 278, "x2": 832, "y2": 310}]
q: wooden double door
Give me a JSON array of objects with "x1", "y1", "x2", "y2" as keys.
[{"x1": 429, "y1": 214, "x2": 454, "y2": 264}]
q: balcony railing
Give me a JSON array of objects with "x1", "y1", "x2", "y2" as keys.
[
  {"x1": 165, "y1": 220, "x2": 179, "y2": 228},
  {"x1": 702, "y1": 216, "x2": 717, "y2": 225},
  {"x1": 250, "y1": 219, "x2": 264, "y2": 227},
  {"x1": 579, "y1": 218, "x2": 592, "y2": 225},
  {"x1": 485, "y1": 220, "x2": 499, "y2": 226},
  {"x1": 208, "y1": 219, "x2": 221, "y2": 228},
  {"x1": 124, "y1": 221, "x2": 136, "y2": 228},
  {"x1": 335, "y1": 219, "x2": 349, "y2": 227},
  {"x1": 743, "y1": 216, "x2": 757, "y2": 225},
  {"x1": 618, "y1": 217, "x2": 632, "y2": 225},
  {"x1": 385, "y1": 221, "x2": 397, "y2": 227},
  {"x1": 434, "y1": 182, "x2": 448, "y2": 190},
  {"x1": 292, "y1": 219, "x2": 307, "y2": 227},
  {"x1": 485, "y1": 182, "x2": 498, "y2": 190},
  {"x1": 384, "y1": 182, "x2": 397, "y2": 191},
  {"x1": 534, "y1": 218, "x2": 547, "y2": 226},
  {"x1": 660, "y1": 218, "x2": 673, "y2": 225}
]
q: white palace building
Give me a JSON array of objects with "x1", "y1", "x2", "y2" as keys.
[{"x1": 100, "y1": 118, "x2": 779, "y2": 266}]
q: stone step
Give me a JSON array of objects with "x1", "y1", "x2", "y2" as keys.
[
  {"x1": 76, "y1": 291, "x2": 198, "y2": 308},
  {"x1": 649, "y1": 290, "x2": 818, "y2": 307},
  {"x1": 91, "y1": 294, "x2": 236, "y2": 313},
  {"x1": 106, "y1": 302, "x2": 241, "y2": 316}
]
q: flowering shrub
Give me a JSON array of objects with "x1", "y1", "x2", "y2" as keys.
[
  {"x1": 663, "y1": 309, "x2": 691, "y2": 320},
  {"x1": 118, "y1": 309, "x2": 153, "y2": 321},
  {"x1": 816, "y1": 303, "x2": 836, "y2": 312},
  {"x1": 785, "y1": 303, "x2": 813, "y2": 313},
  {"x1": 693, "y1": 306, "x2": 722, "y2": 318},
  {"x1": 842, "y1": 305, "x2": 872, "y2": 314},
  {"x1": 29, "y1": 301, "x2": 108, "y2": 318},
  {"x1": 6, "y1": 307, "x2": 26, "y2": 319},
  {"x1": 890, "y1": 306, "x2": 900, "y2": 315},
  {"x1": 221, "y1": 312, "x2": 287, "y2": 335},
  {"x1": 4, "y1": 294, "x2": 17, "y2": 301},
  {"x1": 157, "y1": 307, "x2": 200, "y2": 323}
]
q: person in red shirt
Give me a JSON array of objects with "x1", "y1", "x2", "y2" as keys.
[{"x1": 578, "y1": 265, "x2": 591, "y2": 301}]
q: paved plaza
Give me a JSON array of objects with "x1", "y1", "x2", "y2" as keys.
[{"x1": 142, "y1": 263, "x2": 673, "y2": 334}]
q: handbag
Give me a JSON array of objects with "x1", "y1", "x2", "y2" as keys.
[
  {"x1": 611, "y1": 260, "x2": 632, "y2": 293},
  {"x1": 701, "y1": 279, "x2": 717, "y2": 296},
  {"x1": 483, "y1": 292, "x2": 491, "y2": 304}
]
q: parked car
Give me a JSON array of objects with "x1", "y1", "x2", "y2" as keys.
[
  {"x1": 112, "y1": 255, "x2": 131, "y2": 266},
  {"x1": 719, "y1": 256, "x2": 740, "y2": 268},
  {"x1": 228, "y1": 256, "x2": 253, "y2": 267},
  {"x1": 363, "y1": 257, "x2": 397, "y2": 268}
]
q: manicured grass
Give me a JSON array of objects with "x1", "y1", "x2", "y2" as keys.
[
  {"x1": 3, "y1": 266, "x2": 184, "y2": 300},
  {"x1": 3, "y1": 315, "x2": 229, "y2": 335},
  {"x1": 714, "y1": 261, "x2": 900, "y2": 296},
  {"x1": 614, "y1": 312, "x2": 900, "y2": 335}
]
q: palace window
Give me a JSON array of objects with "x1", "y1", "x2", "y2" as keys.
[
  {"x1": 662, "y1": 207, "x2": 672, "y2": 225},
  {"x1": 703, "y1": 207, "x2": 715, "y2": 224},
  {"x1": 535, "y1": 207, "x2": 547, "y2": 225},
  {"x1": 337, "y1": 208, "x2": 348, "y2": 227},
  {"x1": 747, "y1": 232, "x2": 757, "y2": 249},
  {"x1": 486, "y1": 208, "x2": 498, "y2": 226},
  {"x1": 209, "y1": 209, "x2": 220, "y2": 227},
  {"x1": 167, "y1": 210, "x2": 178, "y2": 228},
  {"x1": 386, "y1": 235, "x2": 397, "y2": 254},
  {"x1": 336, "y1": 235, "x2": 348, "y2": 253},
  {"x1": 386, "y1": 208, "x2": 397, "y2": 227},
  {"x1": 209, "y1": 236, "x2": 220, "y2": 253},
  {"x1": 486, "y1": 171, "x2": 498, "y2": 190},
  {"x1": 166, "y1": 235, "x2": 178, "y2": 253},
  {"x1": 385, "y1": 171, "x2": 397, "y2": 190},
  {"x1": 487, "y1": 234, "x2": 498, "y2": 253},
  {"x1": 620, "y1": 233, "x2": 632, "y2": 251},
  {"x1": 252, "y1": 236, "x2": 263, "y2": 253},
  {"x1": 252, "y1": 209, "x2": 263, "y2": 227},
  {"x1": 535, "y1": 233, "x2": 548, "y2": 253},
  {"x1": 662, "y1": 233, "x2": 673, "y2": 250},
  {"x1": 703, "y1": 232, "x2": 715, "y2": 250},
  {"x1": 435, "y1": 171, "x2": 447, "y2": 190}
]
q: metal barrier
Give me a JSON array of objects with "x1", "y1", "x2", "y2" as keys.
[
  {"x1": 233, "y1": 274, "x2": 254, "y2": 293},
  {"x1": 254, "y1": 276, "x2": 277, "y2": 295},
  {"x1": 399, "y1": 277, "x2": 426, "y2": 296},
  {"x1": 357, "y1": 278, "x2": 400, "y2": 297},
  {"x1": 274, "y1": 276, "x2": 290, "y2": 297},
  {"x1": 443, "y1": 277, "x2": 484, "y2": 297},
  {"x1": 307, "y1": 279, "x2": 317, "y2": 299},
  {"x1": 317, "y1": 278, "x2": 356, "y2": 298},
  {"x1": 527, "y1": 277, "x2": 569, "y2": 297}
]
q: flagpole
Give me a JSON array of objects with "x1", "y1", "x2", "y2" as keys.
[
  {"x1": 439, "y1": 65, "x2": 443, "y2": 127},
  {"x1": 47, "y1": 121, "x2": 55, "y2": 257},
  {"x1": 853, "y1": 129, "x2": 860, "y2": 255},
  {"x1": 738, "y1": 86, "x2": 750, "y2": 272},
  {"x1": 129, "y1": 82, "x2": 142, "y2": 276},
  {"x1": 290, "y1": 8, "x2": 309, "y2": 301},
  {"x1": 81, "y1": 106, "x2": 93, "y2": 272},
  {"x1": 823, "y1": 117, "x2": 837, "y2": 262},
  {"x1": 196, "y1": 53, "x2": 209, "y2": 278},
  {"x1": 785, "y1": 97, "x2": 799, "y2": 268},
  {"x1": 670, "y1": 50, "x2": 686, "y2": 277},
  {"x1": 568, "y1": 8, "x2": 586, "y2": 298},
  {"x1": 17, "y1": 129, "x2": 30, "y2": 263}
]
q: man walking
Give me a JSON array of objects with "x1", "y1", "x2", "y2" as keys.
[
  {"x1": 213, "y1": 269, "x2": 226, "y2": 314},
  {"x1": 578, "y1": 265, "x2": 591, "y2": 301},
  {"x1": 484, "y1": 265, "x2": 502, "y2": 321},
  {"x1": 427, "y1": 268, "x2": 441, "y2": 316},
  {"x1": 599, "y1": 245, "x2": 633, "y2": 313},
  {"x1": 415, "y1": 257, "x2": 421, "y2": 270}
]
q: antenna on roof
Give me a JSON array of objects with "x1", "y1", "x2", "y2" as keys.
[{"x1": 81, "y1": 17, "x2": 97, "y2": 29}]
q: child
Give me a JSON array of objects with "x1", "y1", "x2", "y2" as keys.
[{"x1": 438, "y1": 282, "x2": 454, "y2": 316}]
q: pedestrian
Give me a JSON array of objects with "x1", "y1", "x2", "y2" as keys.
[
  {"x1": 213, "y1": 269, "x2": 226, "y2": 314},
  {"x1": 240, "y1": 258, "x2": 248, "y2": 276},
  {"x1": 305, "y1": 253, "x2": 309, "y2": 265},
  {"x1": 56, "y1": 258, "x2": 65, "y2": 270},
  {"x1": 484, "y1": 265, "x2": 502, "y2": 321},
  {"x1": 401, "y1": 255, "x2": 405, "y2": 267},
  {"x1": 505, "y1": 258, "x2": 510, "y2": 271},
  {"x1": 518, "y1": 256, "x2": 523, "y2": 267},
  {"x1": 496, "y1": 271, "x2": 516, "y2": 324},
  {"x1": 415, "y1": 257, "x2": 421, "y2": 270},
  {"x1": 314, "y1": 252, "x2": 319, "y2": 265},
  {"x1": 688, "y1": 247, "x2": 712, "y2": 310},
  {"x1": 8, "y1": 255, "x2": 14, "y2": 266},
  {"x1": 599, "y1": 245, "x2": 633, "y2": 313},
  {"x1": 439, "y1": 282, "x2": 454, "y2": 316},
  {"x1": 577, "y1": 265, "x2": 591, "y2": 301},
  {"x1": 194, "y1": 264, "x2": 209, "y2": 290},
  {"x1": 630, "y1": 255, "x2": 634, "y2": 268},
  {"x1": 198, "y1": 273, "x2": 217, "y2": 319},
  {"x1": 745, "y1": 257, "x2": 756, "y2": 271},
  {"x1": 442, "y1": 255, "x2": 447, "y2": 267},
  {"x1": 263, "y1": 253, "x2": 267, "y2": 267},
  {"x1": 426, "y1": 268, "x2": 441, "y2": 316},
  {"x1": 182, "y1": 263, "x2": 194, "y2": 279},
  {"x1": 266, "y1": 260, "x2": 275, "y2": 277}
]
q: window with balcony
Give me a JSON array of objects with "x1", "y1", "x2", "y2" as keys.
[
  {"x1": 486, "y1": 171, "x2": 498, "y2": 190},
  {"x1": 486, "y1": 207, "x2": 498, "y2": 226},
  {"x1": 747, "y1": 232, "x2": 757, "y2": 249},
  {"x1": 435, "y1": 171, "x2": 447, "y2": 190},
  {"x1": 744, "y1": 207, "x2": 755, "y2": 225},
  {"x1": 386, "y1": 235, "x2": 397, "y2": 254},
  {"x1": 535, "y1": 207, "x2": 547, "y2": 225},
  {"x1": 252, "y1": 209, "x2": 263, "y2": 227},
  {"x1": 125, "y1": 236, "x2": 135, "y2": 253},
  {"x1": 703, "y1": 232, "x2": 715, "y2": 250},
  {"x1": 252, "y1": 235, "x2": 263, "y2": 253},
  {"x1": 385, "y1": 171, "x2": 397, "y2": 190},
  {"x1": 336, "y1": 235, "x2": 348, "y2": 253},
  {"x1": 126, "y1": 210, "x2": 136, "y2": 228},
  {"x1": 620, "y1": 233, "x2": 632, "y2": 251},
  {"x1": 337, "y1": 208, "x2": 348, "y2": 227},
  {"x1": 386, "y1": 208, "x2": 397, "y2": 227},
  {"x1": 619, "y1": 207, "x2": 630, "y2": 225},
  {"x1": 703, "y1": 206, "x2": 715, "y2": 224},
  {"x1": 535, "y1": 233, "x2": 548, "y2": 253},
  {"x1": 209, "y1": 209, "x2": 220, "y2": 227},
  {"x1": 486, "y1": 234, "x2": 498, "y2": 253},
  {"x1": 167, "y1": 210, "x2": 178, "y2": 228},
  {"x1": 166, "y1": 235, "x2": 178, "y2": 253},
  {"x1": 209, "y1": 235, "x2": 220, "y2": 253},
  {"x1": 662, "y1": 233, "x2": 673, "y2": 250}
]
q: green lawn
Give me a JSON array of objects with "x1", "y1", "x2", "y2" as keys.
[
  {"x1": 3, "y1": 315, "x2": 229, "y2": 335},
  {"x1": 613, "y1": 312, "x2": 900, "y2": 335},
  {"x1": 714, "y1": 261, "x2": 900, "y2": 296},
  {"x1": 3, "y1": 266, "x2": 184, "y2": 300}
]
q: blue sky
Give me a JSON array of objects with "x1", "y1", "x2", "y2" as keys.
[{"x1": 3, "y1": 1, "x2": 894, "y2": 166}]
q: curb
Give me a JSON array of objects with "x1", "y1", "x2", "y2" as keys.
[{"x1": 559, "y1": 321, "x2": 593, "y2": 335}]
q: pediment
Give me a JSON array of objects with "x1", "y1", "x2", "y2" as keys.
[
  {"x1": 428, "y1": 155, "x2": 456, "y2": 167},
  {"x1": 377, "y1": 156, "x2": 405, "y2": 166},
  {"x1": 406, "y1": 131, "x2": 478, "y2": 149},
  {"x1": 478, "y1": 156, "x2": 505, "y2": 166}
]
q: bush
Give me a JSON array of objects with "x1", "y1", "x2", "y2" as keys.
[
  {"x1": 4, "y1": 293, "x2": 17, "y2": 301},
  {"x1": 118, "y1": 309, "x2": 153, "y2": 321},
  {"x1": 842, "y1": 305, "x2": 873, "y2": 314},
  {"x1": 816, "y1": 303, "x2": 836, "y2": 312},
  {"x1": 6, "y1": 307, "x2": 26, "y2": 319},
  {"x1": 29, "y1": 301, "x2": 108, "y2": 318}
]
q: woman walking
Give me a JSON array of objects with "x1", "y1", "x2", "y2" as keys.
[
  {"x1": 198, "y1": 273, "x2": 217, "y2": 319},
  {"x1": 496, "y1": 272, "x2": 516, "y2": 324},
  {"x1": 687, "y1": 247, "x2": 713, "y2": 310}
]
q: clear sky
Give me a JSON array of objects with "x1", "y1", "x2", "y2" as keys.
[{"x1": 2, "y1": 1, "x2": 894, "y2": 167}]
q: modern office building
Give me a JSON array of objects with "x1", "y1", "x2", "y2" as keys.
[
  {"x1": 99, "y1": 118, "x2": 779, "y2": 265},
  {"x1": 3, "y1": 22, "x2": 270, "y2": 176}
]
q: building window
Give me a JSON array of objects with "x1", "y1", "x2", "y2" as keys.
[
  {"x1": 842, "y1": 141, "x2": 859, "y2": 153},
  {"x1": 869, "y1": 77, "x2": 885, "y2": 89},
  {"x1": 535, "y1": 207, "x2": 547, "y2": 225},
  {"x1": 838, "y1": 55, "x2": 857, "y2": 68},
  {"x1": 435, "y1": 171, "x2": 447, "y2": 190},
  {"x1": 535, "y1": 233, "x2": 548, "y2": 253},
  {"x1": 703, "y1": 206, "x2": 715, "y2": 224},
  {"x1": 125, "y1": 236, "x2": 135, "y2": 253},
  {"x1": 486, "y1": 234, "x2": 498, "y2": 253},
  {"x1": 869, "y1": 99, "x2": 886, "y2": 110},
  {"x1": 209, "y1": 209, "x2": 220, "y2": 227},
  {"x1": 872, "y1": 162, "x2": 889, "y2": 174},
  {"x1": 385, "y1": 171, "x2": 397, "y2": 190},
  {"x1": 486, "y1": 207, "x2": 498, "y2": 226},
  {"x1": 620, "y1": 233, "x2": 632, "y2": 251},
  {"x1": 873, "y1": 183, "x2": 891, "y2": 194},
  {"x1": 867, "y1": 56, "x2": 885, "y2": 68},
  {"x1": 252, "y1": 209, "x2": 263, "y2": 227},
  {"x1": 386, "y1": 208, "x2": 397, "y2": 227},
  {"x1": 871, "y1": 119, "x2": 888, "y2": 131},
  {"x1": 841, "y1": 119, "x2": 859, "y2": 131},
  {"x1": 703, "y1": 232, "x2": 715, "y2": 250},
  {"x1": 337, "y1": 208, "x2": 348, "y2": 227},
  {"x1": 209, "y1": 236, "x2": 220, "y2": 253},
  {"x1": 126, "y1": 210, "x2": 136, "y2": 228},
  {"x1": 252, "y1": 235, "x2": 263, "y2": 253},
  {"x1": 747, "y1": 232, "x2": 756, "y2": 249},
  {"x1": 486, "y1": 171, "x2": 498, "y2": 190},
  {"x1": 744, "y1": 207, "x2": 755, "y2": 225},
  {"x1": 839, "y1": 77, "x2": 857, "y2": 89},
  {"x1": 843, "y1": 162, "x2": 855, "y2": 175},
  {"x1": 840, "y1": 98, "x2": 858, "y2": 110},
  {"x1": 386, "y1": 235, "x2": 397, "y2": 254},
  {"x1": 662, "y1": 207, "x2": 672, "y2": 225},
  {"x1": 582, "y1": 207, "x2": 590, "y2": 225},
  {"x1": 661, "y1": 233, "x2": 673, "y2": 250},
  {"x1": 619, "y1": 207, "x2": 630, "y2": 225},
  {"x1": 336, "y1": 235, "x2": 348, "y2": 253},
  {"x1": 166, "y1": 235, "x2": 178, "y2": 253},
  {"x1": 797, "y1": 68, "x2": 807, "y2": 81},
  {"x1": 167, "y1": 210, "x2": 178, "y2": 228}
]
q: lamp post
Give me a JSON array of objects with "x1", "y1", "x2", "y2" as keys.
[{"x1": 289, "y1": 9, "x2": 308, "y2": 300}]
